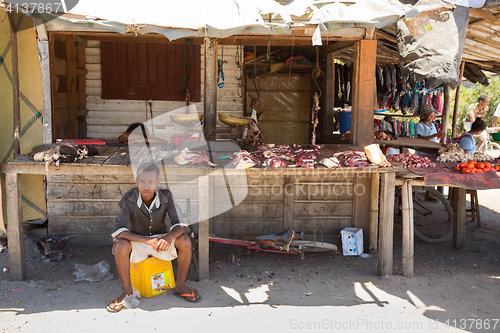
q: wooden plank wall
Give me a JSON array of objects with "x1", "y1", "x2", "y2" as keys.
[
  {"x1": 46, "y1": 173, "x2": 201, "y2": 245},
  {"x1": 46, "y1": 169, "x2": 373, "y2": 246},
  {"x1": 85, "y1": 41, "x2": 243, "y2": 140},
  {"x1": 211, "y1": 171, "x2": 373, "y2": 245}
]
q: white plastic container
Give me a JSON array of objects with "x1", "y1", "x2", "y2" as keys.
[{"x1": 340, "y1": 227, "x2": 364, "y2": 256}]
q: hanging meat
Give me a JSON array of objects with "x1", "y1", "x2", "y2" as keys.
[{"x1": 311, "y1": 92, "x2": 320, "y2": 144}]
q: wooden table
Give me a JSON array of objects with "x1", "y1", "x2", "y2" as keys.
[
  {"x1": 374, "y1": 137, "x2": 444, "y2": 153},
  {"x1": 1, "y1": 144, "x2": 397, "y2": 281},
  {"x1": 377, "y1": 169, "x2": 496, "y2": 278}
]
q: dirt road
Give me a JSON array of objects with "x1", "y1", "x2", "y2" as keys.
[{"x1": 1, "y1": 190, "x2": 499, "y2": 332}]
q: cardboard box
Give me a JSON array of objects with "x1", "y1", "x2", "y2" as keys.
[{"x1": 340, "y1": 227, "x2": 364, "y2": 256}]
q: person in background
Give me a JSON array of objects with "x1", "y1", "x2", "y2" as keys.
[
  {"x1": 459, "y1": 117, "x2": 487, "y2": 155},
  {"x1": 465, "y1": 95, "x2": 488, "y2": 131},
  {"x1": 416, "y1": 104, "x2": 445, "y2": 152},
  {"x1": 492, "y1": 102, "x2": 500, "y2": 128}
]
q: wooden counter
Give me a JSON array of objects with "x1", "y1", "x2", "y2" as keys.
[{"x1": 1, "y1": 144, "x2": 395, "y2": 281}]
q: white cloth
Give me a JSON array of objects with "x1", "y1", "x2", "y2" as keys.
[
  {"x1": 112, "y1": 232, "x2": 178, "y2": 264},
  {"x1": 385, "y1": 147, "x2": 400, "y2": 156},
  {"x1": 494, "y1": 104, "x2": 500, "y2": 118},
  {"x1": 464, "y1": 122, "x2": 472, "y2": 132}
]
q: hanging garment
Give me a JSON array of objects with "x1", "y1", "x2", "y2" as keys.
[
  {"x1": 390, "y1": 65, "x2": 397, "y2": 95},
  {"x1": 393, "y1": 91, "x2": 401, "y2": 111},
  {"x1": 409, "y1": 121, "x2": 416, "y2": 137},
  {"x1": 396, "y1": 66, "x2": 403, "y2": 91}
]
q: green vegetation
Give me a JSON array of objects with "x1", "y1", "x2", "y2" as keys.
[{"x1": 450, "y1": 76, "x2": 500, "y2": 136}]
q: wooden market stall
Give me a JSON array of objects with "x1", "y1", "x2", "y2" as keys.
[
  {"x1": 1, "y1": 13, "x2": 393, "y2": 280},
  {"x1": 4, "y1": 1, "x2": 500, "y2": 283}
]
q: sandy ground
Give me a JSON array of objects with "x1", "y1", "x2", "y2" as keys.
[{"x1": 1, "y1": 190, "x2": 500, "y2": 333}]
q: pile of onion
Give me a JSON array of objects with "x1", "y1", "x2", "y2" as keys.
[{"x1": 387, "y1": 152, "x2": 437, "y2": 168}]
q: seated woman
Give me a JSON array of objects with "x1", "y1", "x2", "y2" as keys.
[
  {"x1": 119, "y1": 123, "x2": 167, "y2": 144},
  {"x1": 459, "y1": 117, "x2": 487, "y2": 155},
  {"x1": 415, "y1": 104, "x2": 445, "y2": 155}
]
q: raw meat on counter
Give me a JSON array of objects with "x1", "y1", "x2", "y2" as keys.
[
  {"x1": 333, "y1": 151, "x2": 368, "y2": 170},
  {"x1": 230, "y1": 150, "x2": 260, "y2": 169},
  {"x1": 263, "y1": 156, "x2": 288, "y2": 169},
  {"x1": 319, "y1": 157, "x2": 341, "y2": 168},
  {"x1": 174, "y1": 148, "x2": 216, "y2": 166}
]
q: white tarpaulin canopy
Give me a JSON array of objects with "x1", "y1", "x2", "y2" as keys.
[{"x1": 1, "y1": 0, "x2": 449, "y2": 40}]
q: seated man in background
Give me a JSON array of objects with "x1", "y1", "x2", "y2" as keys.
[{"x1": 106, "y1": 163, "x2": 200, "y2": 312}]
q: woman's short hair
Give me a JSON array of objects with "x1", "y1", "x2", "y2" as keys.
[{"x1": 471, "y1": 117, "x2": 487, "y2": 132}]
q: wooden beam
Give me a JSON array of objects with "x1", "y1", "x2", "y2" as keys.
[
  {"x1": 466, "y1": 32, "x2": 500, "y2": 50},
  {"x1": 77, "y1": 41, "x2": 86, "y2": 139},
  {"x1": 49, "y1": 32, "x2": 58, "y2": 141},
  {"x1": 351, "y1": 39, "x2": 377, "y2": 147},
  {"x1": 203, "y1": 37, "x2": 217, "y2": 141},
  {"x1": 66, "y1": 35, "x2": 76, "y2": 138},
  {"x1": 323, "y1": 52, "x2": 335, "y2": 138},
  {"x1": 8, "y1": 13, "x2": 21, "y2": 158},
  {"x1": 460, "y1": 53, "x2": 496, "y2": 68},
  {"x1": 375, "y1": 30, "x2": 397, "y2": 43},
  {"x1": 452, "y1": 61, "x2": 466, "y2": 137},
  {"x1": 469, "y1": 8, "x2": 499, "y2": 23},
  {"x1": 33, "y1": 18, "x2": 48, "y2": 41},
  {"x1": 6, "y1": 172, "x2": 25, "y2": 280},
  {"x1": 401, "y1": 180, "x2": 414, "y2": 278},
  {"x1": 324, "y1": 41, "x2": 355, "y2": 54},
  {"x1": 283, "y1": 176, "x2": 294, "y2": 231},
  {"x1": 74, "y1": 35, "x2": 87, "y2": 46},
  {"x1": 452, "y1": 187, "x2": 466, "y2": 248},
  {"x1": 378, "y1": 172, "x2": 395, "y2": 276},
  {"x1": 463, "y1": 41, "x2": 500, "y2": 61},
  {"x1": 39, "y1": 39, "x2": 53, "y2": 144},
  {"x1": 441, "y1": 85, "x2": 451, "y2": 143},
  {"x1": 197, "y1": 175, "x2": 210, "y2": 280},
  {"x1": 369, "y1": 170, "x2": 379, "y2": 252}
]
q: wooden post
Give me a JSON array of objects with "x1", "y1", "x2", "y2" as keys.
[
  {"x1": 369, "y1": 170, "x2": 379, "y2": 252},
  {"x1": 323, "y1": 52, "x2": 335, "y2": 139},
  {"x1": 197, "y1": 175, "x2": 210, "y2": 280},
  {"x1": 452, "y1": 61, "x2": 466, "y2": 137},
  {"x1": 77, "y1": 40, "x2": 87, "y2": 139},
  {"x1": 351, "y1": 39, "x2": 377, "y2": 147},
  {"x1": 378, "y1": 172, "x2": 395, "y2": 276},
  {"x1": 283, "y1": 176, "x2": 294, "y2": 231},
  {"x1": 35, "y1": 21, "x2": 53, "y2": 144},
  {"x1": 401, "y1": 180, "x2": 414, "y2": 278},
  {"x1": 66, "y1": 35, "x2": 76, "y2": 138},
  {"x1": 8, "y1": 13, "x2": 21, "y2": 157},
  {"x1": 6, "y1": 172, "x2": 25, "y2": 280},
  {"x1": 441, "y1": 85, "x2": 451, "y2": 144},
  {"x1": 203, "y1": 37, "x2": 217, "y2": 141},
  {"x1": 452, "y1": 187, "x2": 466, "y2": 248}
]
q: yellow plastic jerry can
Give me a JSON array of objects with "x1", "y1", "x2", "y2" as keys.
[{"x1": 130, "y1": 256, "x2": 176, "y2": 298}]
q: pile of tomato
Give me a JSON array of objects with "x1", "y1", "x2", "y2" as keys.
[{"x1": 453, "y1": 161, "x2": 500, "y2": 173}]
